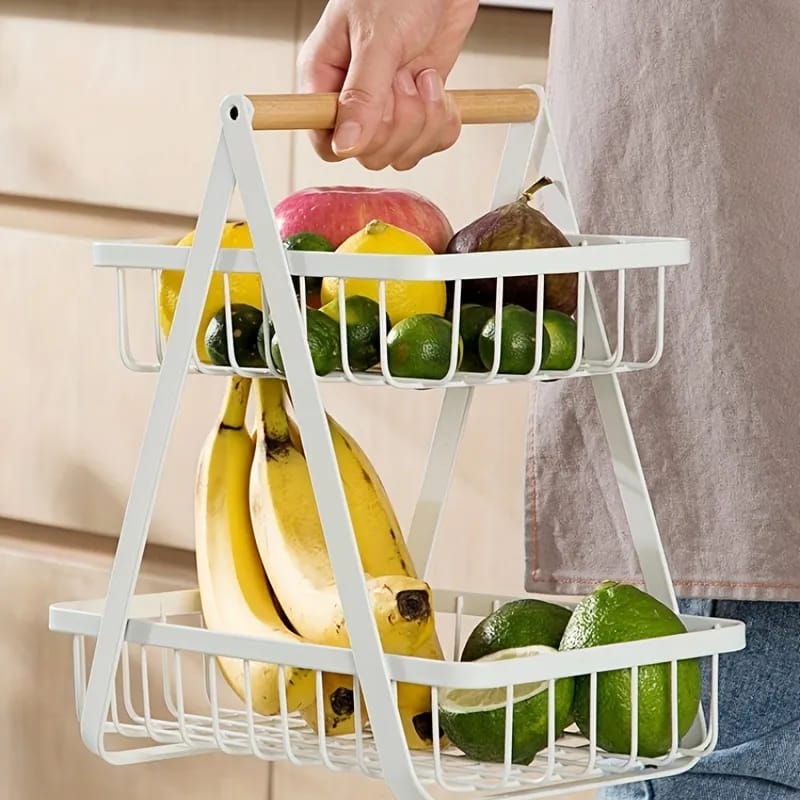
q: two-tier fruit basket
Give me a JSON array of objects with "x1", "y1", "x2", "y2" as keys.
[{"x1": 48, "y1": 85, "x2": 745, "y2": 798}]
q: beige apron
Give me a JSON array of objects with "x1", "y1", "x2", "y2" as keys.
[{"x1": 525, "y1": 1, "x2": 800, "y2": 601}]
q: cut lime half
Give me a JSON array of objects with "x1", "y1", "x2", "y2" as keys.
[
  {"x1": 438, "y1": 645, "x2": 574, "y2": 765},
  {"x1": 440, "y1": 646, "x2": 551, "y2": 712}
]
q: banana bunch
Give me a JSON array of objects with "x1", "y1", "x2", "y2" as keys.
[
  {"x1": 195, "y1": 374, "x2": 446, "y2": 749},
  {"x1": 286, "y1": 398, "x2": 447, "y2": 747},
  {"x1": 276, "y1": 394, "x2": 447, "y2": 747},
  {"x1": 194, "y1": 376, "x2": 315, "y2": 715}
]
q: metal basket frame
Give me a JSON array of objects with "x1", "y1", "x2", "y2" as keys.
[{"x1": 48, "y1": 85, "x2": 746, "y2": 799}]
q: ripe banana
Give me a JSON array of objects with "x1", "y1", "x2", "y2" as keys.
[
  {"x1": 300, "y1": 670, "x2": 368, "y2": 735},
  {"x1": 395, "y1": 634, "x2": 449, "y2": 750},
  {"x1": 194, "y1": 376, "x2": 316, "y2": 716},
  {"x1": 249, "y1": 378, "x2": 435, "y2": 655},
  {"x1": 282, "y1": 384, "x2": 418, "y2": 579},
  {"x1": 280, "y1": 389, "x2": 447, "y2": 748},
  {"x1": 300, "y1": 631, "x2": 448, "y2": 750}
]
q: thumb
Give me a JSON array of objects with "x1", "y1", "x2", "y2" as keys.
[{"x1": 332, "y1": 32, "x2": 402, "y2": 157}]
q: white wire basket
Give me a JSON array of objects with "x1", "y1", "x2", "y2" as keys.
[
  {"x1": 49, "y1": 85, "x2": 746, "y2": 799},
  {"x1": 97, "y1": 229, "x2": 684, "y2": 389},
  {"x1": 50, "y1": 587, "x2": 744, "y2": 797}
]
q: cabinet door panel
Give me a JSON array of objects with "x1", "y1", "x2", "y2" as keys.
[
  {"x1": 0, "y1": 522, "x2": 269, "y2": 800},
  {"x1": 0, "y1": 228, "x2": 224, "y2": 550},
  {"x1": 0, "y1": 1, "x2": 294, "y2": 216}
]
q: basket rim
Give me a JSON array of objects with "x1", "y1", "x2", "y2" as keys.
[
  {"x1": 49, "y1": 588, "x2": 745, "y2": 687},
  {"x1": 92, "y1": 232, "x2": 690, "y2": 280}
]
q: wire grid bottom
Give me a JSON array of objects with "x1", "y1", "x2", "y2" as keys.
[
  {"x1": 99, "y1": 702, "x2": 697, "y2": 793},
  {"x1": 77, "y1": 632, "x2": 707, "y2": 798}
]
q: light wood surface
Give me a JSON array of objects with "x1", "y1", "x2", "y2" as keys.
[
  {"x1": 0, "y1": 0, "x2": 296, "y2": 217},
  {"x1": 0, "y1": 519, "x2": 270, "y2": 800},
  {"x1": 246, "y1": 88, "x2": 539, "y2": 130}
]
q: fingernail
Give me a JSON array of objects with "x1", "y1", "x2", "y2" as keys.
[
  {"x1": 419, "y1": 70, "x2": 443, "y2": 103},
  {"x1": 332, "y1": 121, "x2": 362, "y2": 154},
  {"x1": 395, "y1": 70, "x2": 417, "y2": 96}
]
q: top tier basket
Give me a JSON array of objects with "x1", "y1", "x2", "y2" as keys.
[{"x1": 48, "y1": 85, "x2": 745, "y2": 799}]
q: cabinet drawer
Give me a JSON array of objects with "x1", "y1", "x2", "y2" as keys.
[
  {"x1": 0, "y1": 521, "x2": 270, "y2": 799},
  {"x1": 0, "y1": 1, "x2": 294, "y2": 215},
  {"x1": 0, "y1": 227, "x2": 223, "y2": 548}
]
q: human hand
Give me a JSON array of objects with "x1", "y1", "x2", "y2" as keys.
[{"x1": 297, "y1": 0, "x2": 479, "y2": 171}]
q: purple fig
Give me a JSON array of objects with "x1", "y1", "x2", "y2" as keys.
[{"x1": 446, "y1": 177, "x2": 578, "y2": 316}]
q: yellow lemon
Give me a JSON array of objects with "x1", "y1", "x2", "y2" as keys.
[
  {"x1": 320, "y1": 220, "x2": 446, "y2": 325},
  {"x1": 158, "y1": 221, "x2": 263, "y2": 363}
]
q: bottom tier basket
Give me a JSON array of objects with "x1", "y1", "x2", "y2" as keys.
[{"x1": 49, "y1": 587, "x2": 745, "y2": 799}]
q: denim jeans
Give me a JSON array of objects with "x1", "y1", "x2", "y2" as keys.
[{"x1": 600, "y1": 599, "x2": 800, "y2": 799}]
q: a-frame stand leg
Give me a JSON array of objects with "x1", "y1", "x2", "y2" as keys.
[
  {"x1": 528, "y1": 87, "x2": 679, "y2": 612},
  {"x1": 221, "y1": 97, "x2": 433, "y2": 800},
  {"x1": 80, "y1": 136, "x2": 235, "y2": 761},
  {"x1": 529, "y1": 87, "x2": 706, "y2": 748}
]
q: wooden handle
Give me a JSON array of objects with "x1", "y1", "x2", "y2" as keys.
[{"x1": 244, "y1": 88, "x2": 539, "y2": 131}]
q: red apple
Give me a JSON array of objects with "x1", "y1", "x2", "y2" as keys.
[{"x1": 273, "y1": 186, "x2": 453, "y2": 253}]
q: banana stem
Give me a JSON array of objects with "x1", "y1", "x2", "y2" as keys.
[
  {"x1": 220, "y1": 377, "x2": 252, "y2": 430},
  {"x1": 255, "y1": 378, "x2": 290, "y2": 446}
]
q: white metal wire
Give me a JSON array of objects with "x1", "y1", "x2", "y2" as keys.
[
  {"x1": 51, "y1": 587, "x2": 741, "y2": 798},
  {"x1": 108, "y1": 246, "x2": 675, "y2": 388}
]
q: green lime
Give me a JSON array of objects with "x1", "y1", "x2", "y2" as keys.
[
  {"x1": 270, "y1": 307, "x2": 341, "y2": 377},
  {"x1": 283, "y1": 232, "x2": 334, "y2": 305},
  {"x1": 386, "y1": 314, "x2": 462, "y2": 380},
  {"x1": 439, "y1": 645, "x2": 575, "y2": 765},
  {"x1": 283, "y1": 232, "x2": 335, "y2": 252},
  {"x1": 460, "y1": 599, "x2": 573, "y2": 662},
  {"x1": 542, "y1": 309, "x2": 578, "y2": 371},
  {"x1": 204, "y1": 304, "x2": 265, "y2": 367},
  {"x1": 256, "y1": 319, "x2": 275, "y2": 367},
  {"x1": 559, "y1": 581, "x2": 702, "y2": 758},
  {"x1": 319, "y1": 295, "x2": 388, "y2": 372},
  {"x1": 478, "y1": 305, "x2": 551, "y2": 374},
  {"x1": 455, "y1": 304, "x2": 494, "y2": 372}
]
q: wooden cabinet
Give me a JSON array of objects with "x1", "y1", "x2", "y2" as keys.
[
  {"x1": 0, "y1": 0, "x2": 554, "y2": 574},
  {"x1": 0, "y1": 0, "x2": 295, "y2": 216},
  {"x1": 0, "y1": 519, "x2": 270, "y2": 800}
]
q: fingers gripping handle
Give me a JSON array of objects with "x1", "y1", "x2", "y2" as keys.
[{"x1": 245, "y1": 88, "x2": 539, "y2": 131}]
